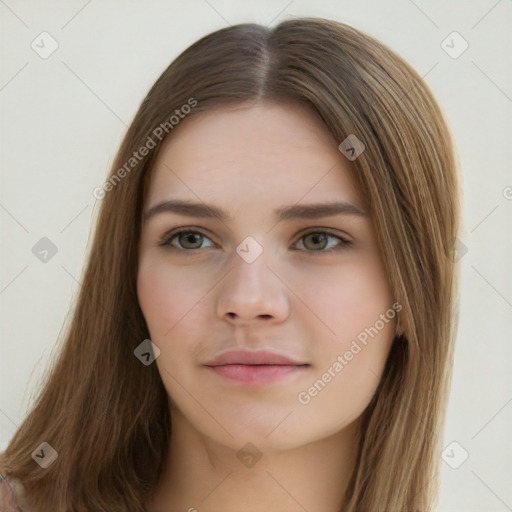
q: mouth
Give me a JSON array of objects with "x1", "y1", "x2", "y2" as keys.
[{"x1": 204, "y1": 349, "x2": 310, "y2": 385}]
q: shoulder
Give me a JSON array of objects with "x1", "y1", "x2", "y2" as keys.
[{"x1": 0, "y1": 475, "x2": 26, "y2": 512}]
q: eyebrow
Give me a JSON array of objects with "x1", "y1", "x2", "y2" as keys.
[{"x1": 145, "y1": 199, "x2": 367, "y2": 223}]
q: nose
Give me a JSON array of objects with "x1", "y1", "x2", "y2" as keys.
[{"x1": 215, "y1": 248, "x2": 290, "y2": 326}]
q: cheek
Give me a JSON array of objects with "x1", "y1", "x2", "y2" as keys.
[
  {"x1": 137, "y1": 263, "x2": 174, "y2": 335},
  {"x1": 295, "y1": 254, "x2": 395, "y2": 410},
  {"x1": 333, "y1": 259, "x2": 395, "y2": 378},
  {"x1": 137, "y1": 260, "x2": 207, "y2": 385},
  {"x1": 297, "y1": 306, "x2": 395, "y2": 432},
  {"x1": 137, "y1": 257, "x2": 208, "y2": 337},
  {"x1": 294, "y1": 255, "x2": 393, "y2": 344}
]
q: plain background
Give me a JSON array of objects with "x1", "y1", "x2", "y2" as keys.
[{"x1": 1, "y1": 1, "x2": 511, "y2": 510}]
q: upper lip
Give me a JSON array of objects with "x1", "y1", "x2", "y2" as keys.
[{"x1": 204, "y1": 349, "x2": 308, "y2": 366}]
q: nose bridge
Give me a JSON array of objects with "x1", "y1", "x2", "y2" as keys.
[
  {"x1": 228, "y1": 236, "x2": 274, "y2": 296},
  {"x1": 215, "y1": 235, "x2": 289, "y2": 322}
]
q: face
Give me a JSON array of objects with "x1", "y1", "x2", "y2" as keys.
[{"x1": 137, "y1": 101, "x2": 397, "y2": 452}]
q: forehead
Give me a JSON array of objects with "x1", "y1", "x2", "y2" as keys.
[{"x1": 145, "y1": 101, "x2": 363, "y2": 211}]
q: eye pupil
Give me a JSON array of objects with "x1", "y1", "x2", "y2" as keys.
[
  {"x1": 305, "y1": 233, "x2": 327, "y2": 250},
  {"x1": 180, "y1": 232, "x2": 202, "y2": 248}
]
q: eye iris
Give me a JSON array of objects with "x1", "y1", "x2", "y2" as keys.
[
  {"x1": 304, "y1": 233, "x2": 328, "y2": 250},
  {"x1": 180, "y1": 232, "x2": 202, "y2": 249}
]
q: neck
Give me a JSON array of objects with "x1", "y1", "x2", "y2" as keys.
[{"x1": 146, "y1": 411, "x2": 361, "y2": 512}]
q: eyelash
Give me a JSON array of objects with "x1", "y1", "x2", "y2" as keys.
[{"x1": 157, "y1": 227, "x2": 352, "y2": 256}]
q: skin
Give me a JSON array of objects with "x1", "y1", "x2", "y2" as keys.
[{"x1": 137, "y1": 100, "x2": 396, "y2": 512}]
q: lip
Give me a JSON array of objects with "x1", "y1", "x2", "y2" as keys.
[
  {"x1": 204, "y1": 349, "x2": 306, "y2": 366},
  {"x1": 204, "y1": 349, "x2": 310, "y2": 385}
]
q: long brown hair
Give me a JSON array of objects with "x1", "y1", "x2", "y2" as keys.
[{"x1": 1, "y1": 17, "x2": 460, "y2": 511}]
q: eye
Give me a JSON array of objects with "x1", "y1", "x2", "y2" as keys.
[
  {"x1": 158, "y1": 228, "x2": 215, "y2": 251},
  {"x1": 293, "y1": 230, "x2": 352, "y2": 253},
  {"x1": 158, "y1": 228, "x2": 352, "y2": 254}
]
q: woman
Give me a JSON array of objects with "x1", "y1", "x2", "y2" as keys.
[{"x1": 0, "y1": 17, "x2": 460, "y2": 512}]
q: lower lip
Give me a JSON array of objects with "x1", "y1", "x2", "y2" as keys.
[{"x1": 206, "y1": 364, "x2": 308, "y2": 385}]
